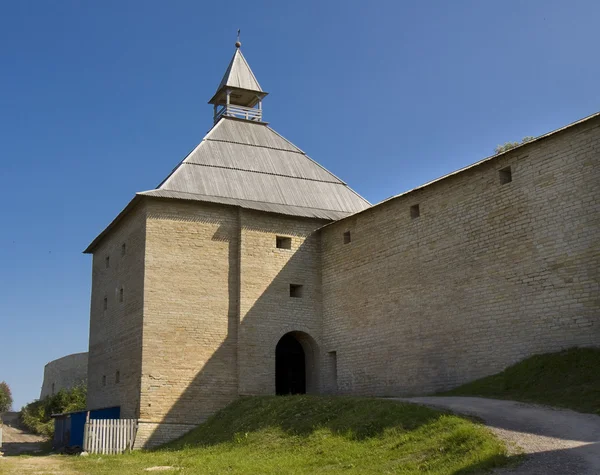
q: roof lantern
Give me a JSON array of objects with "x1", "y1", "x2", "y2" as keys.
[{"x1": 208, "y1": 31, "x2": 268, "y2": 124}]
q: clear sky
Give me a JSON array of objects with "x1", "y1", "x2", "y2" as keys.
[{"x1": 1, "y1": 0, "x2": 598, "y2": 409}]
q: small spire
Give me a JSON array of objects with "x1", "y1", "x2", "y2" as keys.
[{"x1": 235, "y1": 29, "x2": 241, "y2": 48}]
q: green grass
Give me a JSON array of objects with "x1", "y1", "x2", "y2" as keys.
[
  {"x1": 440, "y1": 347, "x2": 600, "y2": 415},
  {"x1": 66, "y1": 396, "x2": 509, "y2": 474}
]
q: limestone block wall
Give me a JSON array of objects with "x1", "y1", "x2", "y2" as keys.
[
  {"x1": 138, "y1": 200, "x2": 240, "y2": 446},
  {"x1": 238, "y1": 210, "x2": 326, "y2": 395},
  {"x1": 321, "y1": 117, "x2": 600, "y2": 396},
  {"x1": 40, "y1": 352, "x2": 88, "y2": 399},
  {"x1": 87, "y1": 203, "x2": 146, "y2": 418}
]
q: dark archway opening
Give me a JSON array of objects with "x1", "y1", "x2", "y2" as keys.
[{"x1": 276, "y1": 333, "x2": 306, "y2": 395}]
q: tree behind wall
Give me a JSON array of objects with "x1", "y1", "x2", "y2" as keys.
[
  {"x1": 0, "y1": 381, "x2": 13, "y2": 412},
  {"x1": 495, "y1": 136, "x2": 535, "y2": 154},
  {"x1": 20, "y1": 384, "x2": 86, "y2": 437}
]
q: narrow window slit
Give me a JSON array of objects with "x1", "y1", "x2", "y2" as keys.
[
  {"x1": 499, "y1": 166, "x2": 512, "y2": 184},
  {"x1": 410, "y1": 204, "x2": 420, "y2": 219},
  {"x1": 329, "y1": 351, "x2": 338, "y2": 390}
]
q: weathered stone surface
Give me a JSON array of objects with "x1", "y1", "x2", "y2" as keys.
[
  {"x1": 40, "y1": 352, "x2": 88, "y2": 399},
  {"x1": 321, "y1": 117, "x2": 600, "y2": 397},
  {"x1": 140, "y1": 200, "x2": 239, "y2": 438},
  {"x1": 238, "y1": 210, "x2": 325, "y2": 396},
  {"x1": 87, "y1": 203, "x2": 146, "y2": 419}
]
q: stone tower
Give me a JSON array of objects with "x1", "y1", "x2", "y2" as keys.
[
  {"x1": 84, "y1": 40, "x2": 599, "y2": 450},
  {"x1": 84, "y1": 41, "x2": 370, "y2": 448}
]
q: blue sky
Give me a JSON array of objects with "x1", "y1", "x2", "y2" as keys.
[{"x1": 1, "y1": 0, "x2": 598, "y2": 409}]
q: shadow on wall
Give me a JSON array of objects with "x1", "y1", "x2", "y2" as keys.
[{"x1": 142, "y1": 217, "x2": 325, "y2": 447}]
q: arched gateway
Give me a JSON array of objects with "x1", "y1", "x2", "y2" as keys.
[{"x1": 275, "y1": 331, "x2": 319, "y2": 395}]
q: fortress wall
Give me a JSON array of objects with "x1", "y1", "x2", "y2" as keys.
[
  {"x1": 321, "y1": 117, "x2": 600, "y2": 396},
  {"x1": 238, "y1": 210, "x2": 326, "y2": 395},
  {"x1": 139, "y1": 200, "x2": 240, "y2": 439},
  {"x1": 40, "y1": 352, "x2": 88, "y2": 400},
  {"x1": 87, "y1": 203, "x2": 146, "y2": 418}
]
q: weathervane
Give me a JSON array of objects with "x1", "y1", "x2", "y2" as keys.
[{"x1": 235, "y1": 29, "x2": 241, "y2": 48}]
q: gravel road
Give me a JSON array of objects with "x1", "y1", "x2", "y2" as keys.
[{"x1": 393, "y1": 396, "x2": 600, "y2": 474}]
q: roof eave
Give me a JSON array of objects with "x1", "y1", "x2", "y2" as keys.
[
  {"x1": 138, "y1": 189, "x2": 355, "y2": 221},
  {"x1": 208, "y1": 87, "x2": 269, "y2": 106},
  {"x1": 83, "y1": 190, "x2": 348, "y2": 254},
  {"x1": 214, "y1": 115, "x2": 269, "y2": 126}
]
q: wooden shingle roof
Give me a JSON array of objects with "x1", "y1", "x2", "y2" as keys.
[{"x1": 139, "y1": 117, "x2": 370, "y2": 219}]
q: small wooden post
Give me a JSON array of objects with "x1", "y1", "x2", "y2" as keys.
[
  {"x1": 83, "y1": 411, "x2": 90, "y2": 451},
  {"x1": 257, "y1": 95, "x2": 262, "y2": 121}
]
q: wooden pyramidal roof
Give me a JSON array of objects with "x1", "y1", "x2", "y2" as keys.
[
  {"x1": 139, "y1": 117, "x2": 370, "y2": 220},
  {"x1": 84, "y1": 43, "x2": 370, "y2": 253},
  {"x1": 216, "y1": 48, "x2": 263, "y2": 94}
]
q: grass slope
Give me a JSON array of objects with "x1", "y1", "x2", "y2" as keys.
[
  {"x1": 440, "y1": 347, "x2": 600, "y2": 415},
  {"x1": 68, "y1": 396, "x2": 509, "y2": 474}
]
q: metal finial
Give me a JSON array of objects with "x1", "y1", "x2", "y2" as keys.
[{"x1": 235, "y1": 29, "x2": 241, "y2": 48}]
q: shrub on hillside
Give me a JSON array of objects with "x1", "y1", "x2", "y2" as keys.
[{"x1": 20, "y1": 384, "x2": 87, "y2": 438}]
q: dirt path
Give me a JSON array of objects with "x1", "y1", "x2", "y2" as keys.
[
  {"x1": 394, "y1": 396, "x2": 600, "y2": 475},
  {"x1": 0, "y1": 455, "x2": 79, "y2": 475},
  {"x1": 0, "y1": 412, "x2": 47, "y2": 456},
  {"x1": 0, "y1": 412, "x2": 80, "y2": 474}
]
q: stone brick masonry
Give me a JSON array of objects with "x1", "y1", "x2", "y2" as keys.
[
  {"x1": 138, "y1": 200, "x2": 240, "y2": 446},
  {"x1": 238, "y1": 210, "x2": 325, "y2": 396},
  {"x1": 87, "y1": 203, "x2": 146, "y2": 419},
  {"x1": 40, "y1": 352, "x2": 88, "y2": 399},
  {"x1": 321, "y1": 117, "x2": 600, "y2": 396},
  {"x1": 86, "y1": 114, "x2": 600, "y2": 448}
]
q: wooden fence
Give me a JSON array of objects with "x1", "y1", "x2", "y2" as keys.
[{"x1": 83, "y1": 419, "x2": 137, "y2": 454}]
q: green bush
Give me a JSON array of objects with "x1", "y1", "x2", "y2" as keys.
[{"x1": 20, "y1": 384, "x2": 87, "y2": 438}]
